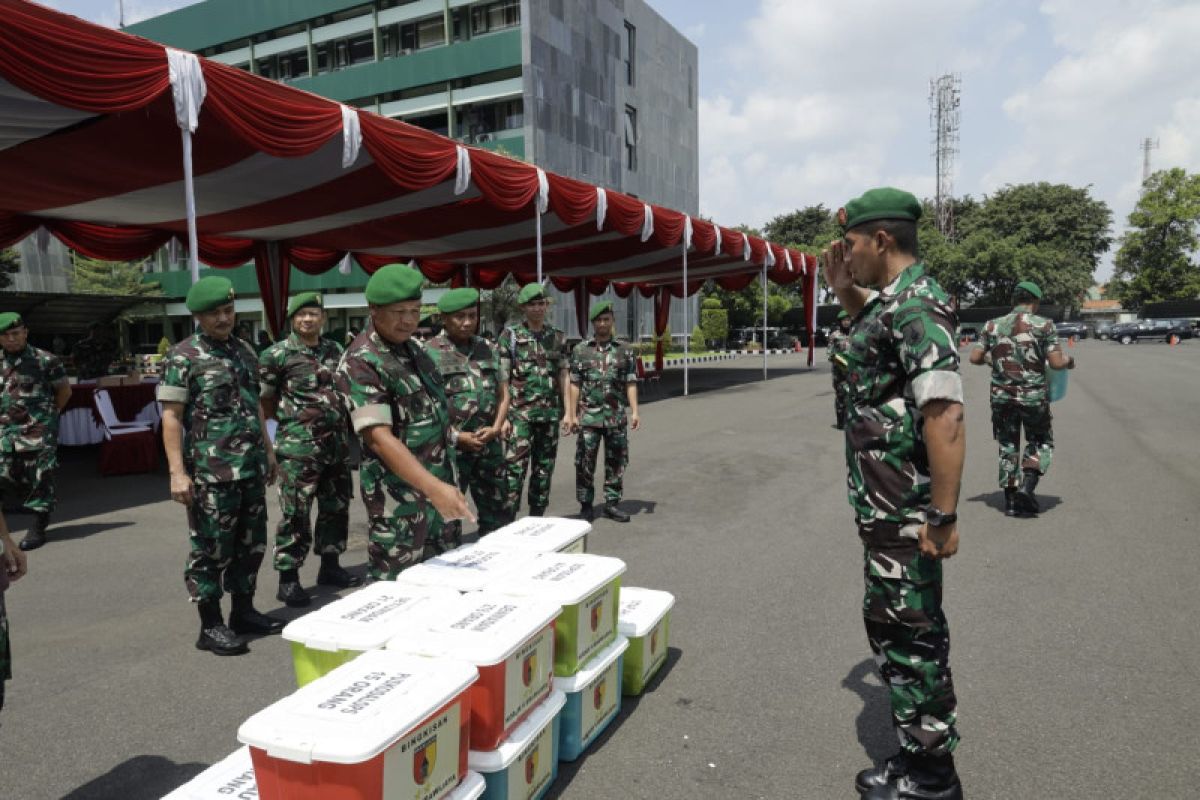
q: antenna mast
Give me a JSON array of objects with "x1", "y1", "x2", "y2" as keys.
[{"x1": 929, "y1": 73, "x2": 961, "y2": 238}]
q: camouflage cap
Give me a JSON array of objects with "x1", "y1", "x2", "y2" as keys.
[
  {"x1": 185, "y1": 276, "x2": 236, "y2": 313},
  {"x1": 517, "y1": 282, "x2": 547, "y2": 305},
  {"x1": 365, "y1": 263, "x2": 423, "y2": 305},
  {"x1": 287, "y1": 291, "x2": 323, "y2": 317},
  {"x1": 0, "y1": 312, "x2": 23, "y2": 332},
  {"x1": 589, "y1": 300, "x2": 614, "y2": 321},
  {"x1": 1014, "y1": 280, "x2": 1043, "y2": 300},
  {"x1": 839, "y1": 187, "x2": 922, "y2": 230},
  {"x1": 437, "y1": 287, "x2": 479, "y2": 314}
]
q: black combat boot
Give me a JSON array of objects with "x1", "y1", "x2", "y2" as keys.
[
  {"x1": 317, "y1": 553, "x2": 362, "y2": 589},
  {"x1": 195, "y1": 600, "x2": 248, "y2": 656},
  {"x1": 856, "y1": 752, "x2": 911, "y2": 794},
  {"x1": 18, "y1": 512, "x2": 50, "y2": 551},
  {"x1": 862, "y1": 753, "x2": 962, "y2": 800},
  {"x1": 602, "y1": 503, "x2": 630, "y2": 523},
  {"x1": 1004, "y1": 487, "x2": 1018, "y2": 517},
  {"x1": 528, "y1": 507, "x2": 545, "y2": 517},
  {"x1": 228, "y1": 594, "x2": 286, "y2": 636},
  {"x1": 580, "y1": 503, "x2": 594, "y2": 522},
  {"x1": 1014, "y1": 469, "x2": 1041, "y2": 515},
  {"x1": 276, "y1": 569, "x2": 311, "y2": 607}
]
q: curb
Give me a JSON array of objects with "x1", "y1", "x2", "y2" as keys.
[{"x1": 641, "y1": 350, "x2": 803, "y2": 367}]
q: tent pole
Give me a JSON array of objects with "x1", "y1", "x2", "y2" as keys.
[
  {"x1": 682, "y1": 237, "x2": 689, "y2": 397},
  {"x1": 535, "y1": 202, "x2": 543, "y2": 284},
  {"x1": 762, "y1": 262, "x2": 768, "y2": 381},
  {"x1": 182, "y1": 129, "x2": 200, "y2": 285}
]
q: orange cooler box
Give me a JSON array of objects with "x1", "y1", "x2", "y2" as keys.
[
  {"x1": 487, "y1": 554, "x2": 626, "y2": 678},
  {"x1": 162, "y1": 746, "x2": 257, "y2": 799},
  {"x1": 396, "y1": 544, "x2": 537, "y2": 594},
  {"x1": 388, "y1": 592, "x2": 560, "y2": 751},
  {"x1": 282, "y1": 582, "x2": 457, "y2": 687},
  {"x1": 238, "y1": 650, "x2": 477, "y2": 800},
  {"x1": 485, "y1": 517, "x2": 591, "y2": 554}
]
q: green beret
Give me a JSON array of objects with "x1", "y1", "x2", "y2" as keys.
[
  {"x1": 287, "y1": 291, "x2": 323, "y2": 317},
  {"x1": 837, "y1": 310, "x2": 849, "y2": 320},
  {"x1": 365, "y1": 264, "x2": 423, "y2": 305},
  {"x1": 1014, "y1": 280, "x2": 1043, "y2": 300},
  {"x1": 839, "y1": 187, "x2": 922, "y2": 230},
  {"x1": 437, "y1": 287, "x2": 479, "y2": 314},
  {"x1": 185, "y1": 276, "x2": 236, "y2": 313},
  {"x1": 517, "y1": 282, "x2": 547, "y2": 305},
  {"x1": 0, "y1": 312, "x2": 23, "y2": 332},
  {"x1": 589, "y1": 300, "x2": 614, "y2": 321}
]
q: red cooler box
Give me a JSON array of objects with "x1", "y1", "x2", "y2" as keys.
[
  {"x1": 388, "y1": 591, "x2": 561, "y2": 750},
  {"x1": 238, "y1": 650, "x2": 477, "y2": 800}
]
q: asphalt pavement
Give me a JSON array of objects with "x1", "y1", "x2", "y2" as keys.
[{"x1": 1, "y1": 341, "x2": 1197, "y2": 799}]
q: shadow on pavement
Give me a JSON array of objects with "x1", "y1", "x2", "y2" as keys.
[
  {"x1": 965, "y1": 491, "x2": 1062, "y2": 516},
  {"x1": 40, "y1": 520, "x2": 135, "y2": 543},
  {"x1": 62, "y1": 754, "x2": 209, "y2": 799},
  {"x1": 641, "y1": 359, "x2": 815, "y2": 405},
  {"x1": 842, "y1": 658, "x2": 896, "y2": 763}
]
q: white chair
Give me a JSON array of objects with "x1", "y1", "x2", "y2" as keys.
[{"x1": 93, "y1": 389, "x2": 153, "y2": 438}]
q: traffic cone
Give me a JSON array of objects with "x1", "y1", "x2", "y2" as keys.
[{"x1": 1068, "y1": 336, "x2": 1076, "y2": 348}]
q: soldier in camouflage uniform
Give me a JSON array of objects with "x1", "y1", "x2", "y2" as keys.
[
  {"x1": 159, "y1": 277, "x2": 284, "y2": 657},
  {"x1": 970, "y1": 281, "x2": 1075, "y2": 517},
  {"x1": 566, "y1": 301, "x2": 640, "y2": 523},
  {"x1": 70, "y1": 322, "x2": 118, "y2": 380},
  {"x1": 336, "y1": 265, "x2": 472, "y2": 582},
  {"x1": 425, "y1": 288, "x2": 511, "y2": 537},
  {"x1": 499, "y1": 283, "x2": 571, "y2": 517},
  {"x1": 0, "y1": 312, "x2": 71, "y2": 552},
  {"x1": 259, "y1": 292, "x2": 361, "y2": 608},
  {"x1": 824, "y1": 189, "x2": 966, "y2": 800},
  {"x1": 827, "y1": 310, "x2": 853, "y2": 430},
  {"x1": 1, "y1": 511, "x2": 29, "y2": 716}
]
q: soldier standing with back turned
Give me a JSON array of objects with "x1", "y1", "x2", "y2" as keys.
[
  {"x1": 827, "y1": 310, "x2": 853, "y2": 430},
  {"x1": 259, "y1": 292, "x2": 361, "y2": 608}
]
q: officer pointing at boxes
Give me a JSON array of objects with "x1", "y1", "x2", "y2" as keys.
[
  {"x1": 336, "y1": 264, "x2": 473, "y2": 582},
  {"x1": 258, "y1": 292, "x2": 361, "y2": 608},
  {"x1": 158, "y1": 277, "x2": 284, "y2": 657},
  {"x1": 823, "y1": 188, "x2": 966, "y2": 800}
]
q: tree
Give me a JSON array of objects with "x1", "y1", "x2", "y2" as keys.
[
  {"x1": 480, "y1": 275, "x2": 522, "y2": 335},
  {"x1": 763, "y1": 205, "x2": 840, "y2": 251},
  {"x1": 700, "y1": 297, "x2": 729, "y2": 346},
  {"x1": 689, "y1": 325, "x2": 705, "y2": 353},
  {"x1": 1109, "y1": 168, "x2": 1200, "y2": 312},
  {"x1": 71, "y1": 255, "x2": 162, "y2": 296},
  {"x1": 0, "y1": 248, "x2": 19, "y2": 289}
]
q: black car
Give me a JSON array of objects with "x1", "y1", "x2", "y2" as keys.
[
  {"x1": 1056, "y1": 320, "x2": 1088, "y2": 340},
  {"x1": 1109, "y1": 319, "x2": 1193, "y2": 344}
]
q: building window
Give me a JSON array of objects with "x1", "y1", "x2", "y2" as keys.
[
  {"x1": 471, "y1": 0, "x2": 520, "y2": 36},
  {"x1": 455, "y1": 98, "x2": 524, "y2": 143},
  {"x1": 402, "y1": 110, "x2": 449, "y2": 137},
  {"x1": 624, "y1": 105, "x2": 638, "y2": 172},
  {"x1": 379, "y1": 14, "x2": 446, "y2": 59},
  {"x1": 624, "y1": 22, "x2": 636, "y2": 86}
]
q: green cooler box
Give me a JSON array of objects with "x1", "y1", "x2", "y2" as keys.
[{"x1": 616, "y1": 587, "x2": 675, "y2": 695}]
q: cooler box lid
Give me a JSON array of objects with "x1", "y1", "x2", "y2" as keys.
[
  {"x1": 161, "y1": 747, "x2": 255, "y2": 799},
  {"x1": 386, "y1": 592, "x2": 561, "y2": 666},
  {"x1": 282, "y1": 582, "x2": 458, "y2": 652},
  {"x1": 237, "y1": 650, "x2": 477, "y2": 764},
  {"x1": 467, "y1": 691, "x2": 566, "y2": 771},
  {"x1": 395, "y1": 544, "x2": 537, "y2": 593},
  {"x1": 551, "y1": 636, "x2": 629, "y2": 694},
  {"x1": 447, "y1": 770, "x2": 487, "y2": 800},
  {"x1": 487, "y1": 553, "x2": 627, "y2": 606},
  {"x1": 616, "y1": 587, "x2": 676, "y2": 638},
  {"x1": 485, "y1": 516, "x2": 591, "y2": 552}
]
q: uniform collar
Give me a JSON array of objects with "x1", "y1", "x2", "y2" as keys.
[
  {"x1": 586, "y1": 337, "x2": 616, "y2": 349},
  {"x1": 878, "y1": 262, "x2": 925, "y2": 300},
  {"x1": 2, "y1": 345, "x2": 32, "y2": 364},
  {"x1": 198, "y1": 332, "x2": 239, "y2": 351},
  {"x1": 288, "y1": 331, "x2": 325, "y2": 351}
]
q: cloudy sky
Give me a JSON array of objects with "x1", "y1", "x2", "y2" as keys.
[{"x1": 43, "y1": 0, "x2": 1200, "y2": 278}]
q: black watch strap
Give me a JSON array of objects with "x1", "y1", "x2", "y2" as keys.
[{"x1": 926, "y1": 506, "x2": 958, "y2": 526}]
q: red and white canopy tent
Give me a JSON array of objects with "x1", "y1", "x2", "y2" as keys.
[{"x1": 0, "y1": 0, "x2": 819, "y2": 387}]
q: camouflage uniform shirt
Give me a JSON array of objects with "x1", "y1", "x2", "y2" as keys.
[
  {"x1": 424, "y1": 332, "x2": 507, "y2": 433},
  {"x1": 980, "y1": 309, "x2": 1061, "y2": 407},
  {"x1": 258, "y1": 333, "x2": 348, "y2": 458},
  {"x1": 569, "y1": 338, "x2": 639, "y2": 428},
  {"x1": 499, "y1": 322, "x2": 568, "y2": 423},
  {"x1": 843, "y1": 263, "x2": 962, "y2": 526},
  {"x1": 157, "y1": 333, "x2": 266, "y2": 483},
  {"x1": 827, "y1": 328, "x2": 851, "y2": 380},
  {"x1": 1, "y1": 345, "x2": 67, "y2": 453}
]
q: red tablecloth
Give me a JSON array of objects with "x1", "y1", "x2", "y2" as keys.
[{"x1": 98, "y1": 429, "x2": 159, "y2": 476}]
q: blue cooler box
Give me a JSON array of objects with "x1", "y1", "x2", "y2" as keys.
[
  {"x1": 468, "y1": 691, "x2": 566, "y2": 800},
  {"x1": 552, "y1": 636, "x2": 628, "y2": 761}
]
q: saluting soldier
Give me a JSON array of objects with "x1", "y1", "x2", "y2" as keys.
[
  {"x1": 827, "y1": 309, "x2": 853, "y2": 430},
  {"x1": 158, "y1": 277, "x2": 284, "y2": 657},
  {"x1": 336, "y1": 264, "x2": 472, "y2": 582},
  {"x1": 0, "y1": 312, "x2": 71, "y2": 552},
  {"x1": 969, "y1": 281, "x2": 1075, "y2": 516},
  {"x1": 565, "y1": 300, "x2": 640, "y2": 522},
  {"x1": 823, "y1": 188, "x2": 966, "y2": 800},
  {"x1": 499, "y1": 283, "x2": 571, "y2": 518},
  {"x1": 425, "y1": 288, "x2": 511, "y2": 536},
  {"x1": 259, "y1": 292, "x2": 361, "y2": 608}
]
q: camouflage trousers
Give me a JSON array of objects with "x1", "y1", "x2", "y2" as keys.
[
  {"x1": 575, "y1": 425, "x2": 629, "y2": 505},
  {"x1": 859, "y1": 523, "x2": 959, "y2": 757},
  {"x1": 832, "y1": 372, "x2": 849, "y2": 428},
  {"x1": 1, "y1": 591, "x2": 11, "y2": 709},
  {"x1": 273, "y1": 453, "x2": 352, "y2": 571},
  {"x1": 0, "y1": 448, "x2": 57, "y2": 514},
  {"x1": 991, "y1": 401, "x2": 1054, "y2": 488},
  {"x1": 504, "y1": 416, "x2": 560, "y2": 514},
  {"x1": 185, "y1": 476, "x2": 268, "y2": 603},
  {"x1": 451, "y1": 438, "x2": 509, "y2": 538},
  {"x1": 360, "y1": 461, "x2": 460, "y2": 582}
]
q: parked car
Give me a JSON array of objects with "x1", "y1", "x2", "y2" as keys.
[
  {"x1": 1094, "y1": 321, "x2": 1115, "y2": 340},
  {"x1": 1055, "y1": 320, "x2": 1088, "y2": 340},
  {"x1": 1108, "y1": 319, "x2": 1193, "y2": 344}
]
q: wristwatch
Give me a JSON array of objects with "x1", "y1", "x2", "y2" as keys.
[
  {"x1": 449, "y1": 428, "x2": 460, "y2": 447},
  {"x1": 925, "y1": 506, "x2": 958, "y2": 527}
]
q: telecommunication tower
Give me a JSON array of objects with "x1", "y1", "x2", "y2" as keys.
[
  {"x1": 929, "y1": 74, "x2": 961, "y2": 238},
  {"x1": 1141, "y1": 137, "x2": 1160, "y2": 185}
]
